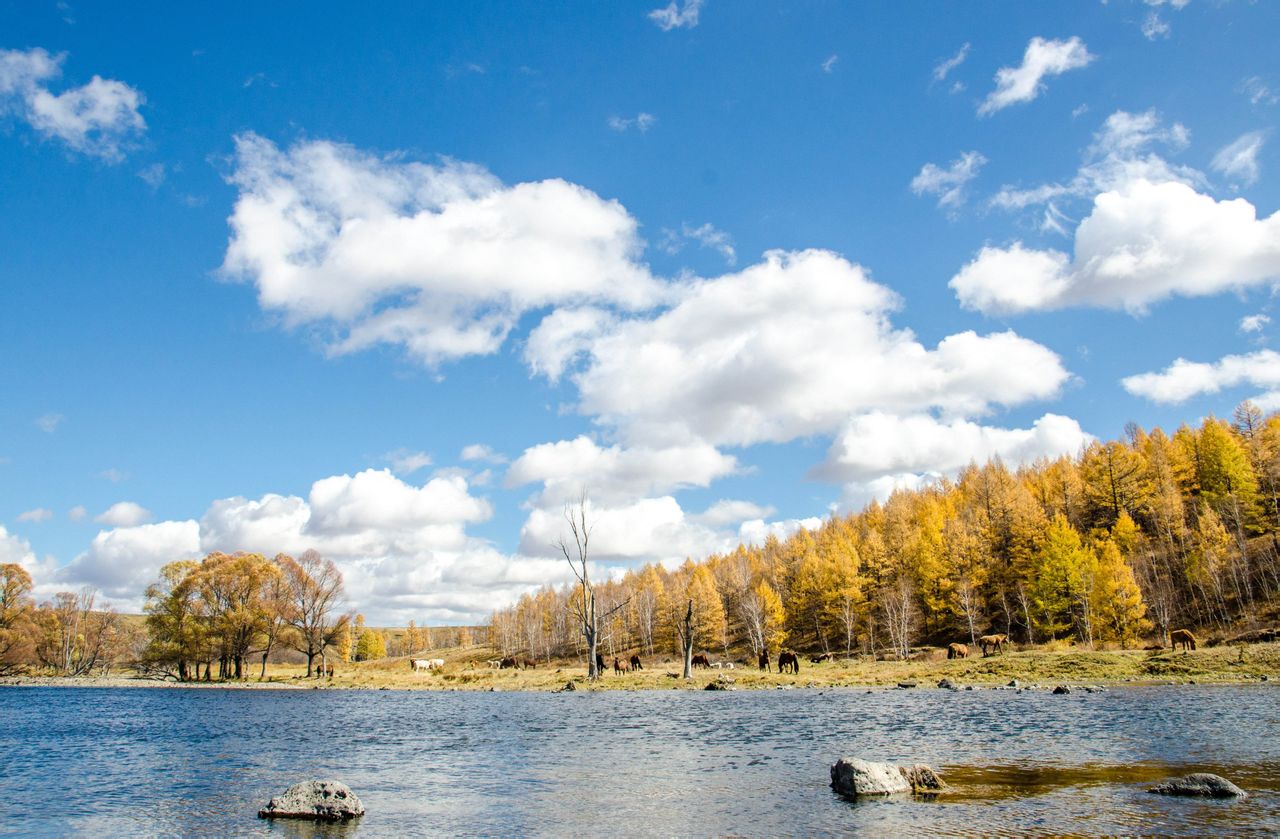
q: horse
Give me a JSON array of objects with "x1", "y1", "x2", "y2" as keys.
[
  {"x1": 691, "y1": 653, "x2": 711, "y2": 669},
  {"x1": 809, "y1": 652, "x2": 834, "y2": 664},
  {"x1": 778, "y1": 651, "x2": 800, "y2": 674},
  {"x1": 1171, "y1": 629, "x2": 1197, "y2": 651},
  {"x1": 978, "y1": 634, "x2": 1007, "y2": 656},
  {"x1": 429, "y1": 658, "x2": 445, "y2": 670},
  {"x1": 520, "y1": 658, "x2": 536, "y2": 669},
  {"x1": 411, "y1": 658, "x2": 430, "y2": 672},
  {"x1": 946, "y1": 643, "x2": 969, "y2": 660},
  {"x1": 595, "y1": 652, "x2": 606, "y2": 672},
  {"x1": 629, "y1": 654, "x2": 643, "y2": 671},
  {"x1": 499, "y1": 656, "x2": 519, "y2": 669},
  {"x1": 613, "y1": 657, "x2": 630, "y2": 675},
  {"x1": 758, "y1": 650, "x2": 770, "y2": 672}
]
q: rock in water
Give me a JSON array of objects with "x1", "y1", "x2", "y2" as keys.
[
  {"x1": 830, "y1": 758, "x2": 948, "y2": 797},
  {"x1": 1148, "y1": 774, "x2": 1246, "y2": 799},
  {"x1": 831, "y1": 759, "x2": 911, "y2": 797},
  {"x1": 258, "y1": 780, "x2": 365, "y2": 821},
  {"x1": 937, "y1": 678, "x2": 955, "y2": 689},
  {"x1": 1052, "y1": 685, "x2": 1071, "y2": 695}
]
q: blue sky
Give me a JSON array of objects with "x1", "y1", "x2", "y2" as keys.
[{"x1": 1, "y1": 1, "x2": 1278, "y2": 623}]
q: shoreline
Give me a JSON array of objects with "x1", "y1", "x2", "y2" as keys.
[{"x1": 6, "y1": 644, "x2": 1276, "y2": 693}]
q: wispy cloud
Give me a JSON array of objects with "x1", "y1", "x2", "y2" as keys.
[
  {"x1": 607, "y1": 112, "x2": 656, "y2": 133},
  {"x1": 35, "y1": 412, "x2": 64, "y2": 433},
  {"x1": 648, "y1": 0, "x2": 703, "y2": 31},
  {"x1": 17, "y1": 508, "x2": 53, "y2": 523},
  {"x1": 932, "y1": 42, "x2": 970, "y2": 84},
  {"x1": 0, "y1": 47, "x2": 146, "y2": 161},
  {"x1": 978, "y1": 37, "x2": 1094, "y2": 116},
  {"x1": 1241, "y1": 314, "x2": 1271, "y2": 334},
  {"x1": 658, "y1": 222, "x2": 736, "y2": 264},
  {"x1": 1212, "y1": 131, "x2": 1266, "y2": 186},
  {"x1": 821, "y1": 54, "x2": 839, "y2": 74},
  {"x1": 384, "y1": 449, "x2": 433, "y2": 476},
  {"x1": 911, "y1": 151, "x2": 987, "y2": 211},
  {"x1": 98, "y1": 468, "x2": 127, "y2": 483}
]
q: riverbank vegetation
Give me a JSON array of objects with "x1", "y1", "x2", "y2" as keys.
[
  {"x1": 492, "y1": 402, "x2": 1280, "y2": 665},
  {"x1": 4, "y1": 401, "x2": 1280, "y2": 686}
]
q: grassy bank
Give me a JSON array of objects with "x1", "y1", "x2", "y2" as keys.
[{"x1": 7, "y1": 642, "x2": 1279, "y2": 691}]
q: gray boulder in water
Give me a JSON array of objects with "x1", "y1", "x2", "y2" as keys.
[
  {"x1": 830, "y1": 758, "x2": 947, "y2": 797},
  {"x1": 258, "y1": 780, "x2": 365, "y2": 821},
  {"x1": 1148, "y1": 773, "x2": 1246, "y2": 799}
]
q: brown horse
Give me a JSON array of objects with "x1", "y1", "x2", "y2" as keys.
[
  {"x1": 778, "y1": 651, "x2": 800, "y2": 674},
  {"x1": 613, "y1": 657, "x2": 630, "y2": 675},
  {"x1": 629, "y1": 654, "x2": 643, "y2": 671},
  {"x1": 1171, "y1": 629, "x2": 1197, "y2": 651},
  {"x1": 499, "y1": 656, "x2": 519, "y2": 669},
  {"x1": 978, "y1": 634, "x2": 1007, "y2": 656},
  {"x1": 947, "y1": 642, "x2": 969, "y2": 660},
  {"x1": 595, "y1": 652, "x2": 606, "y2": 672},
  {"x1": 521, "y1": 658, "x2": 537, "y2": 669},
  {"x1": 758, "y1": 650, "x2": 770, "y2": 672},
  {"x1": 691, "y1": 653, "x2": 711, "y2": 669}
]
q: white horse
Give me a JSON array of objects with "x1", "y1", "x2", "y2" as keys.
[{"x1": 411, "y1": 659, "x2": 430, "y2": 672}]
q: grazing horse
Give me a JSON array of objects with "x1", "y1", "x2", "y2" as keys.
[
  {"x1": 613, "y1": 657, "x2": 630, "y2": 675},
  {"x1": 411, "y1": 658, "x2": 430, "y2": 672},
  {"x1": 691, "y1": 653, "x2": 711, "y2": 669},
  {"x1": 947, "y1": 643, "x2": 969, "y2": 660},
  {"x1": 978, "y1": 634, "x2": 1007, "y2": 656},
  {"x1": 520, "y1": 658, "x2": 536, "y2": 669},
  {"x1": 778, "y1": 651, "x2": 800, "y2": 674},
  {"x1": 630, "y1": 654, "x2": 643, "y2": 671},
  {"x1": 499, "y1": 656, "x2": 519, "y2": 669},
  {"x1": 810, "y1": 653, "x2": 834, "y2": 664},
  {"x1": 1171, "y1": 629, "x2": 1197, "y2": 651}
]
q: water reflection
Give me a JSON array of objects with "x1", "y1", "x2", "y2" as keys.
[{"x1": 1, "y1": 685, "x2": 1277, "y2": 837}]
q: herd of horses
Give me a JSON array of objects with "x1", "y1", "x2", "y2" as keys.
[{"x1": 414, "y1": 629, "x2": 1202, "y2": 677}]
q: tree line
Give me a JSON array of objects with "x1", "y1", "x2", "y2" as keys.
[{"x1": 491, "y1": 402, "x2": 1280, "y2": 662}]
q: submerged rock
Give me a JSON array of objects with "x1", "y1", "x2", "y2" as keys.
[
  {"x1": 1052, "y1": 685, "x2": 1071, "y2": 695},
  {"x1": 896, "y1": 680, "x2": 917, "y2": 689},
  {"x1": 557, "y1": 681, "x2": 576, "y2": 692},
  {"x1": 705, "y1": 676, "x2": 735, "y2": 691},
  {"x1": 1008, "y1": 679, "x2": 1021, "y2": 688},
  {"x1": 830, "y1": 758, "x2": 948, "y2": 798},
  {"x1": 258, "y1": 780, "x2": 365, "y2": 821},
  {"x1": 1149, "y1": 773, "x2": 1246, "y2": 799},
  {"x1": 937, "y1": 678, "x2": 954, "y2": 689}
]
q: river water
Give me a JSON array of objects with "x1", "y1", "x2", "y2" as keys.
[{"x1": 1, "y1": 684, "x2": 1277, "y2": 836}]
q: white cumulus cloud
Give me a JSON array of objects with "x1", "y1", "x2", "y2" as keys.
[
  {"x1": 953, "y1": 179, "x2": 1280, "y2": 314},
  {"x1": 1122, "y1": 350, "x2": 1280, "y2": 406},
  {"x1": 95, "y1": 501, "x2": 153, "y2": 527},
  {"x1": 221, "y1": 133, "x2": 664, "y2": 366}
]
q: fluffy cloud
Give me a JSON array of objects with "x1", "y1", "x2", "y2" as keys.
[
  {"x1": 46, "y1": 468, "x2": 552, "y2": 624},
  {"x1": 738, "y1": 516, "x2": 824, "y2": 546},
  {"x1": 221, "y1": 134, "x2": 664, "y2": 366},
  {"x1": 533, "y1": 249, "x2": 1070, "y2": 448},
  {"x1": 952, "y1": 179, "x2": 1280, "y2": 314},
  {"x1": 693, "y1": 499, "x2": 775, "y2": 527},
  {"x1": 978, "y1": 37, "x2": 1094, "y2": 116},
  {"x1": 1241, "y1": 314, "x2": 1270, "y2": 334},
  {"x1": 1212, "y1": 131, "x2": 1266, "y2": 187},
  {"x1": 648, "y1": 0, "x2": 702, "y2": 31},
  {"x1": 519, "y1": 496, "x2": 731, "y2": 563},
  {"x1": 1122, "y1": 350, "x2": 1280, "y2": 406},
  {"x1": 0, "y1": 47, "x2": 144, "y2": 160},
  {"x1": 815, "y1": 412, "x2": 1092, "y2": 483},
  {"x1": 460, "y1": 443, "x2": 506, "y2": 464},
  {"x1": 506, "y1": 436, "x2": 739, "y2": 505},
  {"x1": 911, "y1": 151, "x2": 987, "y2": 210},
  {"x1": 59, "y1": 520, "x2": 202, "y2": 604},
  {"x1": 95, "y1": 501, "x2": 153, "y2": 527}
]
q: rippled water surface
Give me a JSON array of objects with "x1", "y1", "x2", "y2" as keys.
[{"x1": 2, "y1": 685, "x2": 1278, "y2": 836}]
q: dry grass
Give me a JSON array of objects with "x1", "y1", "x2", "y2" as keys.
[{"x1": 240, "y1": 642, "x2": 1280, "y2": 692}]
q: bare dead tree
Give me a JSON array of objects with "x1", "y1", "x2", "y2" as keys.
[
  {"x1": 281, "y1": 550, "x2": 348, "y2": 677},
  {"x1": 558, "y1": 493, "x2": 628, "y2": 680}
]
